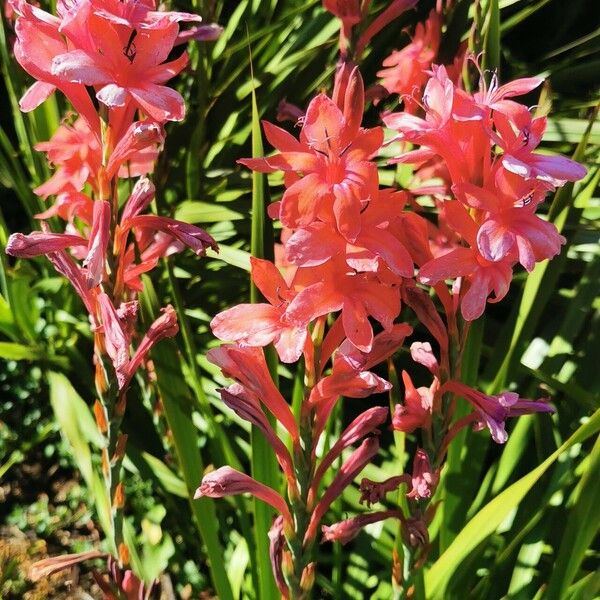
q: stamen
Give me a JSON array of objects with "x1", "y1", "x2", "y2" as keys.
[
  {"x1": 123, "y1": 29, "x2": 137, "y2": 64},
  {"x1": 339, "y1": 142, "x2": 352, "y2": 157}
]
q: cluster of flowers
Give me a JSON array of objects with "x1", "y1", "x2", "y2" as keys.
[
  {"x1": 197, "y1": 5, "x2": 586, "y2": 595},
  {"x1": 5, "y1": 0, "x2": 218, "y2": 590}
]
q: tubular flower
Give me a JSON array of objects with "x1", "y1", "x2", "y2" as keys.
[
  {"x1": 377, "y1": 9, "x2": 441, "y2": 110},
  {"x1": 392, "y1": 370, "x2": 436, "y2": 433},
  {"x1": 52, "y1": 0, "x2": 197, "y2": 122},
  {"x1": 321, "y1": 510, "x2": 401, "y2": 545},
  {"x1": 211, "y1": 257, "x2": 307, "y2": 363},
  {"x1": 306, "y1": 437, "x2": 380, "y2": 543},
  {"x1": 195, "y1": 467, "x2": 293, "y2": 528},
  {"x1": 239, "y1": 66, "x2": 382, "y2": 243},
  {"x1": 441, "y1": 381, "x2": 555, "y2": 443},
  {"x1": 207, "y1": 345, "x2": 299, "y2": 442}
]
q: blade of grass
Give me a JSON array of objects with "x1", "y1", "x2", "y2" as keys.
[
  {"x1": 140, "y1": 277, "x2": 234, "y2": 600},
  {"x1": 487, "y1": 108, "x2": 599, "y2": 393},
  {"x1": 48, "y1": 372, "x2": 111, "y2": 539},
  {"x1": 439, "y1": 317, "x2": 487, "y2": 551},
  {"x1": 247, "y1": 38, "x2": 280, "y2": 600},
  {"x1": 545, "y1": 433, "x2": 600, "y2": 600},
  {"x1": 425, "y1": 408, "x2": 600, "y2": 599},
  {"x1": 482, "y1": 0, "x2": 500, "y2": 73}
]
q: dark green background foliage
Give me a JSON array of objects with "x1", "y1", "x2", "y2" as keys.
[{"x1": 0, "y1": 0, "x2": 598, "y2": 598}]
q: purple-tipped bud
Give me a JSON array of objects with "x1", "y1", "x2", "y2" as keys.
[
  {"x1": 442, "y1": 380, "x2": 555, "y2": 444},
  {"x1": 6, "y1": 231, "x2": 87, "y2": 258},
  {"x1": 321, "y1": 510, "x2": 402, "y2": 545},
  {"x1": 220, "y1": 384, "x2": 295, "y2": 484},
  {"x1": 121, "y1": 305, "x2": 178, "y2": 390},
  {"x1": 175, "y1": 23, "x2": 224, "y2": 45},
  {"x1": 207, "y1": 345, "x2": 299, "y2": 442},
  {"x1": 408, "y1": 449, "x2": 439, "y2": 499},
  {"x1": 195, "y1": 466, "x2": 293, "y2": 527},
  {"x1": 312, "y1": 406, "x2": 388, "y2": 493},
  {"x1": 126, "y1": 215, "x2": 217, "y2": 256},
  {"x1": 97, "y1": 292, "x2": 131, "y2": 386},
  {"x1": 121, "y1": 178, "x2": 155, "y2": 223},
  {"x1": 410, "y1": 341, "x2": 439, "y2": 375},
  {"x1": 268, "y1": 516, "x2": 290, "y2": 599},
  {"x1": 83, "y1": 200, "x2": 111, "y2": 288},
  {"x1": 306, "y1": 437, "x2": 380, "y2": 543}
]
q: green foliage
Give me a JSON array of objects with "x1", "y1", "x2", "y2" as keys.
[{"x1": 0, "y1": 0, "x2": 598, "y2": 597}]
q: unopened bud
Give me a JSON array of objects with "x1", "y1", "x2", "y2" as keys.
[
  {"x1": 392, "y1": 547, "x2": 402, "y2": 587},
  {"x1": 300, "y1": 562, "x2": 315, "y2": 592},
  {"x1": 401, "y1": 515, "x2": 429, "y2": 549},
  {"x1": 113, "y1": 482, "x2": 125, "y2": 509},
  {"x1": 118, "y1": 543, "x2": 129, "y2": 566},
  {"x1": 102, "y1": 448, "x2": 110, "y2": 478},
  {"x1": 281, "y1": 550, "x2": 294, "y2": 580},
  {"x1": 93, "y1": 399, "x2": 108, "y2": 434},
  {"x1": 113, "y1": 433, "x2": 128, "y2": 463},
  {"x1": 115, "y1": 393, "x2": 126, "y2": 417},
  {"x1": 94, "y1": 358, "x2": 108, "y2": 396}
]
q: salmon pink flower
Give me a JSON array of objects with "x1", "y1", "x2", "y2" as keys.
[
  {"x1": 210, "y1": 257, "x2": 307, "y2": 363},
  {"x1": 283, "y1": 262, "x2": 400, "y2": 353},
  {"x1": 12, "y1": 9, "x2": 99, "y2": 130},
  {"x1": 240, "y1": 67, "x2": 382, "y2": 243},
  {"x1": 207, "y1": 345, "x2": 299, "y2": 441},
  {"x1": 6, "y1": 230, "x2": 88, "y2": 258},
  {"x1": 285, "y1": 188, "x2": 413, "y2": 277},
  {"x1": 493, "y1": 108, "x2": 587, "y2": 186},
  {"x1": 35, "y1": 191, "x2": 94, "y2": 225},
  {"x1": 377, "y1": 9, "x2": 441, "y2": 109},
  {"x1": 441, "y1": 380, "x2": 554, "y2": 443},
  {"x1": 52, "y1": 0, "x2": 194, "y2": 122},
  {"x1": 305, "y1": 437, "x2": 379, "y2": 542},
  {"x1": 417, "y1": 202, "x2": 514, "y2": 321},
  {"x1": 195, "y1": 466, "x2": 293, "y2": 528},
  {"x1": 321, "y1": 510, "x2": 401, "y2": 544},
  {"x1": 33, "y1": 118, "x2": 102, "y2": 199},
  {"x1": 392, "y1": 370, "x2": 435, "y2": 433}
]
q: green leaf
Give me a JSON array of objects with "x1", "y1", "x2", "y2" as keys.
[
  {"x1": 140, "y1": 277, "x2": 234, "y2": 600},
  {"x1": 48, "y1": 372, "x2": 110, "y2": 537},
  {"x1": 483, "y1": 0, "x2": 500, "y2": 73},
  {"x1": 545, "y1": 434, "x2": 600, "y2": 599},
  {"x1": 175, "y1": 200, "x2": 244, "y2": 223},
  {"x1": 139, "y1": 452, "x2": 188, "y2": 498},
  {"x1": 488, "y1": 112, "x2": 599, "y2": 393},
  {"x1": 425, "y1": 408, "x2": 600, "y2": 598},
  {"x1": 206, "y1": 244, "x2": 251, "y2": 271},
  {"x1": 247, "y1": 43, "x2": 280, "y2": 600},
  {"x1": 0, "y1": 341, "x2": 41, "y2": 360}
]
